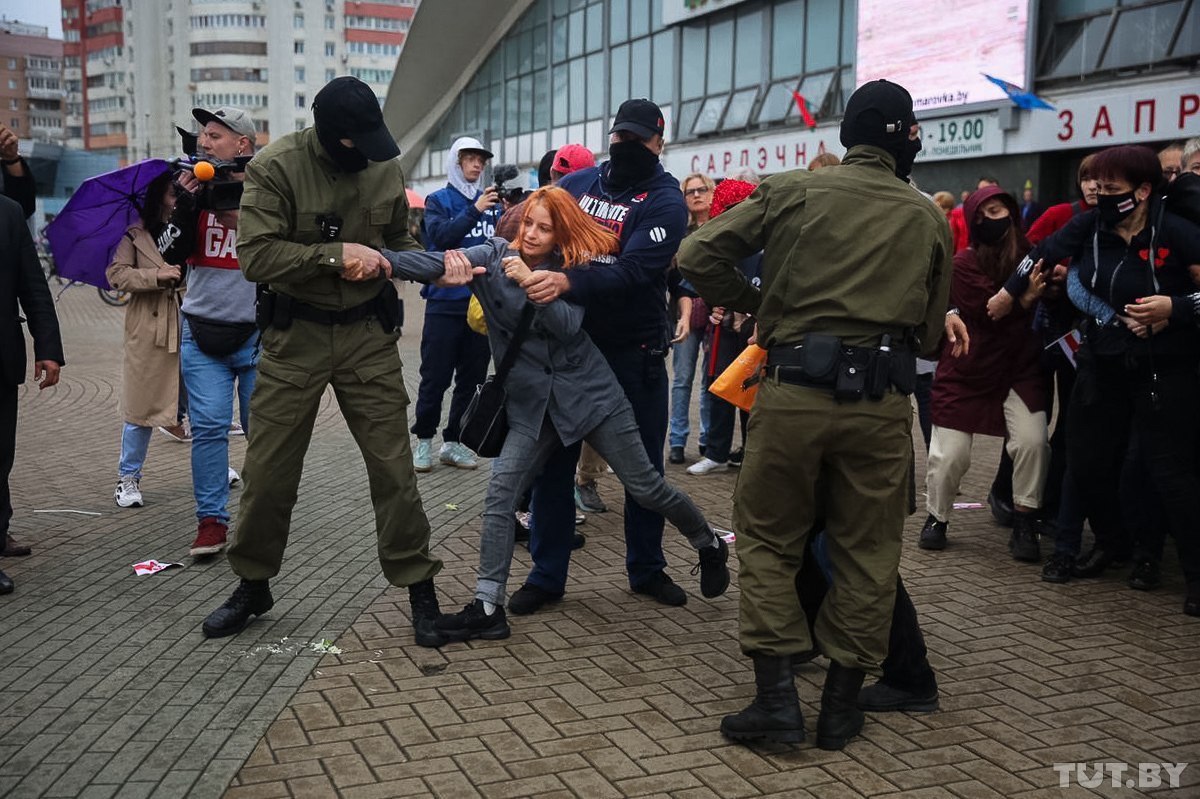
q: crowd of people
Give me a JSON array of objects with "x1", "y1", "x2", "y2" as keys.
[{"x1": 3, "y1": 73, "x2": 1200, "y2": 753}]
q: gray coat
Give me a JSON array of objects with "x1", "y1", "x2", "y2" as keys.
[{"x1": 386, "y1": 237, "x2": 624, "y2": 445}]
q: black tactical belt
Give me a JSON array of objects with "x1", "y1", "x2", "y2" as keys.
[{"x1": 290, "y1": 298, "x2": 375, "y2": 326}]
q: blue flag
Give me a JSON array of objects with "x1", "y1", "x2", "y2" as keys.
[{"x1": 983, "y1": 74, "x2": 1055, "y2": 111}]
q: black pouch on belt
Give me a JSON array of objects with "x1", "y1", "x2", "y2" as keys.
[
  {"x1": 797, "y1": 333, "x2": 841, "y2": 381},
  {"x1": 834, "y1": 347, "x2": 870, "y2": 401},
  {"x1": 374, "y1": 280, "x2": 401, "y2": 333}
]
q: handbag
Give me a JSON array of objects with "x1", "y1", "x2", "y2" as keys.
[
  {"x1": 185, "y1": 313, "x2": 257, "y2": 357},
  {"x1": 708, "y1": 343, "x2": 767, "y2": 412},
  {"x1": 457, "y1": 303, "x2": 536, "y2": 458}
]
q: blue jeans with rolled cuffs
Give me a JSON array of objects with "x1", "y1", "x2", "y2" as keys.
[
  {"x1": 476, "y1": 409, "x2": 715, "y2": 606},
  {"x1": 180, "y1": 321, "x2": 258, "y2": 523}
]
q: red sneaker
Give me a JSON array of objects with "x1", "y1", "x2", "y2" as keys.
[{"x1": 190, "y1": 517, "x2": 228, "y2": 556}]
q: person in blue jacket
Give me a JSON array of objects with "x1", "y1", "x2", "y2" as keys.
[
  {"x1": 506, "y1": 99, "x2": 693, "y2": 613},
  {"x1": 411, "y1": 136, "x2": 503, "y2": 472}
]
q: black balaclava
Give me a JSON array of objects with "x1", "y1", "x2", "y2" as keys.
[
  {"x1": 607, "y1": 140, "x2": 659, "y2": 189},
  {"x1": 840, "y1": 79, "x2": 920, "y2": 180},
  {"x1": 315, "y1": 121, "x2": 370, "y2": 173}
]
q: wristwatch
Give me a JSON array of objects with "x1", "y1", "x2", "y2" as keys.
[{"x1": 946, "y1": 307, "x2": 961, "y2": 317}]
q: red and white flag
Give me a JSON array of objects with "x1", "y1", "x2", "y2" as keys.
[{"x1": 1047, "y1": 329, "x2": 1082, "y2": 367}]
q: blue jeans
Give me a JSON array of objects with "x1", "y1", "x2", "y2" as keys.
[
  {"x1": 529, "y1": 342, "x2": 671, "y2": 591},
  {"x1": 668, "y1": 331, "x2": 710, "y2": 450},
  {"x1": 118, "y1": 424, "x2": 153, "y2": 478},
  {"x1": 476, "y1": 410, "x2": 712, "y2": 605},
  {"x1": 180, "y1": 322, "x2": 258, "y2": 523}
]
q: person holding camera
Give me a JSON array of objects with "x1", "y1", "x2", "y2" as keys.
[
  {"x1": 410, "y1": 136, "x2": 502, "y2": 472},
  {"x1": 159, "y1": 105, "x2": 259, "y2": 559},
  {"x1": 200, "y1": 77, "x2": 468, "y2": 645}
]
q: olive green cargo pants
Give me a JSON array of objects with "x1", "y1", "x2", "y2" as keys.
[
  {"x1": 734, "y1": 376, "x2": 911, "y2": 671},
  {"x1": 227, "y1": 316, "x2": 442, "y2": 588}
]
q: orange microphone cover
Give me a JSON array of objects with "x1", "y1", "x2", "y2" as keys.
[{"x1": 192, "y1": 161, "x2": 216, "y2": 181}]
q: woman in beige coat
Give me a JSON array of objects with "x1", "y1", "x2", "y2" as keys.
[{"x1": 106, "y1": 173, "x2": 185, "y2": 508}]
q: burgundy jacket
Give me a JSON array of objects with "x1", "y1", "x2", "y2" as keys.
[{"x1": 931, "y1": 186, "x2": 1048, "y2": 436}]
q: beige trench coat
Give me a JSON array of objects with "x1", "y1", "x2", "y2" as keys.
[{"x1": 105, "y1": 224, "x2": 184, "y2": 427}]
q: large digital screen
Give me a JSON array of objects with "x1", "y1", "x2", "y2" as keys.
[{"x1": 856, "y1": 1, "x2": 1030, "y2": 112}]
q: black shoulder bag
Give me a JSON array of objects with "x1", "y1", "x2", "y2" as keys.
[{"x1": 457, "y1": 303, "x2": 536, "y2": 458}]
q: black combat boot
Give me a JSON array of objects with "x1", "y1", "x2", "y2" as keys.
[
  {"x1": 202, "y1": 579, "x2": 273, "y2": 638},
  {"x1": 1008, "y1": 511, "x2": 1040, "y2": 562},
  {"x1": 409, "y1": 578, "x2": 446, "y2": 648},
  {"x1": 720, "y1": 654, "x2": 805, "y2": 744},
  {"x1": 816, "y1": 661, "x2": 866, "y2": 750}
]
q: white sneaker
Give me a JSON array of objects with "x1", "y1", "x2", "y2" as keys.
[
  {"x1": 439, "y1": 441, "x2": 479, "y2": 469},
  {"x1": 228, "y1": 467, "x2": 241, "y2": 487},
  {"x1": 413, "y1": 439, "x2": 433, "y2": 472},
  {"x1": 114, "y1": 475, "x2": 144, "y2": 507},
  {"x1": 229, "y1": 422, "x2": 245, "y2": 437},
  {"x1": 687, "y1": 457, "x2": 726, "y2": 475}
]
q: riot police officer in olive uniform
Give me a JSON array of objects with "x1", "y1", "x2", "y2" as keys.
[
  {"x1": 201, "y1": 78, "x2": 470, "y2": 646},
  {"x1": 679, "y1": 80, "x2": 954, "y2": 749}
]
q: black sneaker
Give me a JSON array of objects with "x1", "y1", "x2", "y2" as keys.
[
  {"x1": 727, "y1": 448, "x2": 744, "y2": 467},
  {"x1": 1127, "y1": 559, "x2": 1161, "y2": 591},
  {"x1": 409, "y1": 578, "x2": 446, "y2": 648},
  {"x1": 202, "y1": 579, "x2": 274, "y2": 638},
  {"x1": 691, "y1": 537, "x2": 730, "y2": 598},
  {"x1": 669, "y1": 446, "x2": 685, "y2": 465},
  {"x1": 632, "y1": 571, "x2": 687, "y2": 606},
  {"x1": 508, "y1": 582, "x2": 564, "y2": 616},
  {"x1": 917, "y1": 515, "x2": 947, "y2": 550},
  {"x1": 1041, "y1": 553, "x2": 1073, "y2": 584},
  {"x1": 435, "y1": 599, "x2": 511, "y2": 642}
]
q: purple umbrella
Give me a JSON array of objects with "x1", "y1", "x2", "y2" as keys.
[{"x1": 44, "y1": 158, "x2": 172, "y2": 289}]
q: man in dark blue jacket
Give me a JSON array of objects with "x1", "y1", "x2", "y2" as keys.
[
  {"x1": 412, "y1": 136, "x2": 502, "y2": 471},
  {"x1": 508, "y1": 99, "x2": 701, "y2": 612}
]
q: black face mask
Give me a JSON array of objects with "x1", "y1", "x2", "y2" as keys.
[
  {"x1": 316, "y1": 123, "x2": 369, "y2": 173},
  {"x1": 1096, "y1": 191, "x2": 1139, "y2": 227},
  {"x1": 893, "y1": 136, "x2": 922, "y2": 180},
  {"x1": 974, "y1": 215, "x2": 1011, "y2": 246},
  {"x1": 607, "y1": 139, "x2": 659, "y2": 189}
]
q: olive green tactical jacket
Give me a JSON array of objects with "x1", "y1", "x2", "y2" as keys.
[
  {"x1": 677, "y1": 146, "x2": 953, "y2": 357},
  {"x1": 237, "y1": 127, "x2": 420, "y2": 310}
]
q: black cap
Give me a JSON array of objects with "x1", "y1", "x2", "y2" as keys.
[
  {"x1": 312, "y1": 77, "x2": 400, "y2": 162},
  {"x1": 839, "y1": 80, "x2": 916, "y2": 154},
  {"x1": 610, "y1": 98, "x2": 665, "y2": 140}
]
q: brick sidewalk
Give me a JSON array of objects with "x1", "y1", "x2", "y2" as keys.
[{"x1": 2, "y1": 287, "x2": 1197, "y2": 798}]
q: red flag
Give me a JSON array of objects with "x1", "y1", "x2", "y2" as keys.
[{"x1": 792, "y1": 92, "x2": 817, "y2": 128}]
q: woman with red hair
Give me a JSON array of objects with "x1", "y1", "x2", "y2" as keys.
[{"x1": 385, "y1": 187, "x2": 730, "y2": 643}]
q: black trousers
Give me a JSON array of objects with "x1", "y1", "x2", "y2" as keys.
[
  {"x1": 1068, "y1": 351, "x2": 1200, "y2": 584},
  {"x1": 1, "y1": 385, "x2": 16, "y2": 538},
  {"x1": 797, "y1": 529, "x2": 937, "y2": 694}
]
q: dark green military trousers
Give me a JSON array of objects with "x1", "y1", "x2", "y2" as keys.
[
  {"x1": 734, "y1": 375, "x2": 911, "y2": 671},
  {"x1": 227, "y1": 316, "x2": 442, "y2": 588}
]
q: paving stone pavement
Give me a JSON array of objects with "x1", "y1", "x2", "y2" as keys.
[{"x1": 2, "y1": 286, "x2": 1197, "y2": 798}]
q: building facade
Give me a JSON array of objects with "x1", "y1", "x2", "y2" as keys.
[
  {"x1": 390, "y1": 0, "x2": 1199, "y2": 204},
  {"x1": 0, "y1": 20, "x2": 66, "y2": 146},
  {"x1": 62, "y1": 0, "x2": 417, "y2": 162}
]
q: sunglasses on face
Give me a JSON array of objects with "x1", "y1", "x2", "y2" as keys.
[{"x1": 684, "y1": 187, "x2": 710, "y2": 196}]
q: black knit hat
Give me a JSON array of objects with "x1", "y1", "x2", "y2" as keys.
[{"x1": 840, "y1": 80, "x2": 916, "y2": 155}]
